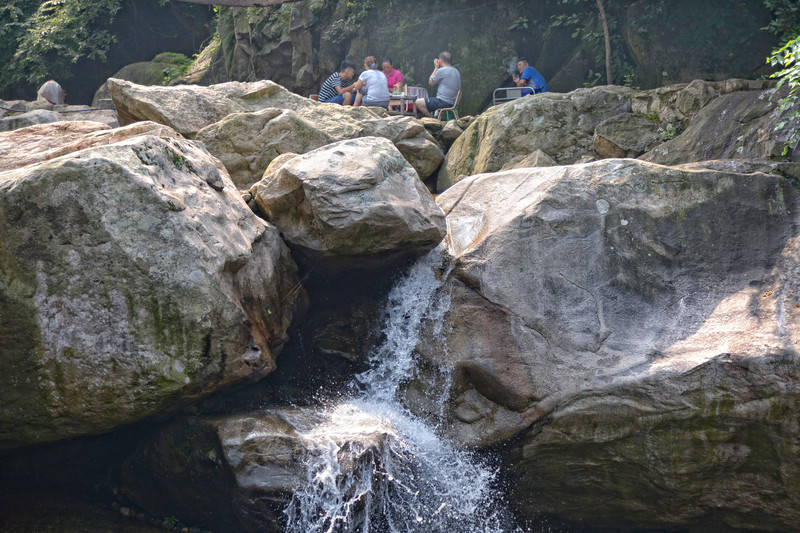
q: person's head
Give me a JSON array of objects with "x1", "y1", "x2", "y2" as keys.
[
  {"x1": 517, "y1": 58, "x2": 529, "y2": 73},
  {"x1": 438, "y1": 51, "x2": 452, "y2": 66},
  {"x1": 364, "y1": 56, "x2": 378, "y2": 70},
  {"x1": 339, "y1": 60, "x2": 356, "y2": 80},
  {"x1": 381, "y1": 58, "x2": 393, "y2": 75}
]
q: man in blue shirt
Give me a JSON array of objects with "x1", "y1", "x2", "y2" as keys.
[{"x1": 512, "y1": 58, "x2": 548, "y2": 96}]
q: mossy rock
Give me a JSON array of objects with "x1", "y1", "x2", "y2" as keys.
[{"x1": 0, "y1": 134, "x2": 300, "y2": 450}]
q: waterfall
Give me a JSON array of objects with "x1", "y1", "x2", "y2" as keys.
[{"x1": 283, "y1": 248, "x2": 520, "y2": 533}]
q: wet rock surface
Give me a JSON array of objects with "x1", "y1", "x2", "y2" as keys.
[
  {"x1": 122, "y1": 406, "x2": 396, "y2": 533},
  {"x1": 3, "y1": 73, "x2": 800, "y2": 532}
]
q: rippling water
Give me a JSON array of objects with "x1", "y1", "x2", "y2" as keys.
[{"x1": 283, "y1": 248, "x2": 522, "y2": 533}]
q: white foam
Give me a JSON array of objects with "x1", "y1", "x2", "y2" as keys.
[{"x1": 283, "y1": 247, "x2": 520, "y2": 533}]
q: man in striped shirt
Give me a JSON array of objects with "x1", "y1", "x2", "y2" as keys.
[{"x1": 319, "y1": 61, "x2": 357, "y2": 105}]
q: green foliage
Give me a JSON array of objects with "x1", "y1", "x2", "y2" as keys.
[
  {"x1": 763, "y1": 0, "x2": 800, "y2": 42},
  {"x1": 658, "y1": 122, "x2": 678, "y2": 141},
  {"x1": 154, "y1": 52, "x2": 194, "y2": 85},
  {"x1": 1, "y1": 0, "x2": 123, "y2": 91},
  {"x1": 324, "y1": 0, "x2": 377, "y2": 43},
  {"x1": 508, "y1": 17, "x2": 529, "y2": 32},
  {"x1": 768, "y1": 35, "x2": 800, "y2": 156},
  {"x1": 0, "y1": 0, "x2": 42, "y2": 84}
]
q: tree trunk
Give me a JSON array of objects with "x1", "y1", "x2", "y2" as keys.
[
  {"x1": 596, "y1": 0, "x2": 613, "y2": 85},
  {"x1": 176, "y1": 0, "x2": 301, "y2": 6}
]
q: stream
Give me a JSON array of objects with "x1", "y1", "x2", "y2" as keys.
[{"x1": 282, "y1": 247, "x2": 521, "y2": 533}]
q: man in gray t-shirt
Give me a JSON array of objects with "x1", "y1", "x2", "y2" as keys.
[{"x1": 415, "y1": 51, "x2": 461, "y2": 117}]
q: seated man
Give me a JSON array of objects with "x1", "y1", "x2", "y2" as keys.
[
  {"x1": 318, "y1": 61, "x2": 357, "y2": 105},
  {"x1": 415, "y1": 51, "x2": 461, "y2": 118},
  {"x1": 513, "y1": 58, "x2": 548, "y2": 95}
]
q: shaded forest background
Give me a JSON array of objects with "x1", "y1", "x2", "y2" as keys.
[{"x1": 1, "y1": 0, "x2": 799, "y2": 114}]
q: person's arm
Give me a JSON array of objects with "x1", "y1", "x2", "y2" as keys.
[
  {"x1": 518, "y1": 68, "x2": 533, "y2": 88},
  {"x1": 429, "y1": 58, "x2": 440, "y2": 85},
  {"x1": 333, "y1": 78, "x2": 348, "y2": 95}
]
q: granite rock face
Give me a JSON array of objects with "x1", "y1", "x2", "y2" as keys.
[
  {"x1": 410, "y1": 159, "x2": 800, "y2": 530},
  {"x1": 593, "y1": 112, "x2": 662, "y2": 158},
  {"x1": 641, "y1": 84, "x2": 800, "y2": 165},
  {"x1": 0, "y1": 134, "x2": 301, "y2": 449},
  {"x1": 108, "y1": 78, "x2": 313, "y2": 137},
  {"x1": 109, "y1": 79, "x2": 443, "y2": 187},
  {"x1": 0, "y1": 121, "x2": 180, "y2": 172},
  {"x1": 0, "y1": 102, "x2": 119, "y2": 131},
  {"x1": 194, "y1": 106, "x2": 442, "y2": 189},
  {"x1": 440, "y1": 79, "x2": 797, "y2": 192},
  {"x1": 438, "y1": 86, "x2": 634, "y2": 190},
  {"x1": 250, "y1": 137, "x2": 445, "y2": 263}
]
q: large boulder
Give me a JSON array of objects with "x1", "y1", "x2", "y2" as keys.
[
  {"x1": 0, "y1": 121, "x2": 180, "y2": 172},
  {"x1": 642, "y1": 84, "x2": 800, "y2": 165},
  {"x1": 412, "y1": 159, "x2": 800, "y2": 530},
  {"x1": 197, "y1": 107, "x2": 443, "y2": 188},
  {"x1": 194, "y1": 108, "x2": 333, "y2": 189},
  {"x1": 250, "y1": 137, "x2": 445, "y2": 263},
  {"x1": 0, "y1": 109, "x2": 64, "y2": 132},
  {"x1": 630, "y1": 79, "x2": 771, "y2": 128},
  {"x1": 108, "y1": 79, "x2": 442, "y2": 186},
  {"x1": 593, "y1": 112, "x2": 662, "y2": 158},
  {"x1": 0, "y1": 104, "x2": 119, "y2": 132},
  {"x1": 107, "y1": 78, "x2": 316, "y2": 137},
  {"x1": 121, "y1": 405, "x2": 396, "y2": 532},
  {"x1": 92, "y1": 53, "x2": 193, "y2": 107},
  {"x1": 438, "y1": 86, "x2": 634, "y2": 191},
  {"x1": 36, "y1": 80, "x2": 66, "y2": 105},
  {"x1": 0, "y1": 134, "x2": 301, "y2": 449}
]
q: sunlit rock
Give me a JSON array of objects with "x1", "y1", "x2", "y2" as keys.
[
  {"x1": 0, "y1": 120, "x2": 179, "y2": 172},
  {"x1": 250, "y1": 137, "x2": 446, "y2": 265},
  {"x1": 413, "y1": 158, "x2": 800, "y2": 530},
  {"x1": 0, "y1": 134, "x2": 301, "y2": 449}
]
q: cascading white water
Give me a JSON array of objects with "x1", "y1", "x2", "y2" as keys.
[{"x1": 283, "y1": 248, "x2": 521, "y2": 533}]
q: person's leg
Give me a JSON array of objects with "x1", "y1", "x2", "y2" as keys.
[
  {"x1": 415, "y1": 97, "x2": 431, "y2": 117},
  {"x1": 364, "y1": 99, "x2": 389, "y2": 109},
  {"x1": 342, "y1": 92, "x2": 353, "y2": 105},
  {"x1": 354, "y1": 92, "x2": 363, "y2": 106},
  {"x1": 322, "y1": 94, "x2": 346, "y2": 104}
]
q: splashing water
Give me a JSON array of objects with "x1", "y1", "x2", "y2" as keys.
[{"x1": 283, "y1": 248, "x2": 520, "y2": 533}]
